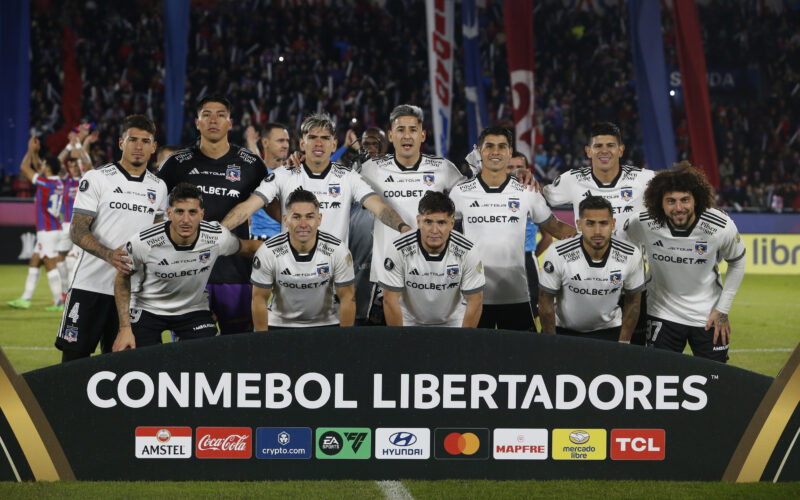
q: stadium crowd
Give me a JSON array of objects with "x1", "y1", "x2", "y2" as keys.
[{"x1": 4, "y1": 1, "x2": 796, "y2": 213}]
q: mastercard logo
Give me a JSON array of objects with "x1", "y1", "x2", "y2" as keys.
[{"x1": 443, "y1": 432, "x2": 481, "y2": 455}]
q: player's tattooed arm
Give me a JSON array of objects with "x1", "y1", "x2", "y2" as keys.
[
  {"x1": 706, "y1": 310, "x2": 731, "y2": 346},
  {"x1": 541, "y1": 217, "x2": 577, "y2": 240},
  {"x1": 221, "y1": 194, "x2": 265, "y2": 231},
  {"x1": 619, "y1": 291, "x2": 642, "y2": 343},
  {"x1": 363, "y1": 195, "x2": 411, "y2": 232},
  {"x1": 538, "y1": 290, "x2": 557, "y2": 334},
  {"x1": 70, "y1": 213, "x2": 132, "y2": 274},
  {"x1": 112, "y1": 272, "x2": 136, "y2": 351}
]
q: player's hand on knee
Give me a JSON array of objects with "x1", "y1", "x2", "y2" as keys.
[
  {"x1": 108, "y1": 245, "x2": 133, "y2": 275},
  {"x1": 705, "y1": 310, "x2": 730, "y2": 345},
  {"x1": 112, "y1": 327, "x2": 136, "y2": 352}
]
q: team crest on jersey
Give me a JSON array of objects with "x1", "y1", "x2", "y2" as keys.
[
  {"x1": 695, "y1": 242, "x2": 708, "y2": 255},
  {"x1": 198, "y1": 252, "x2": 211, "y2": 263},
  {"x1": 65, "y1": 327, "x2": 78, "y2": 343},
  {"x1": 446, "y1": 265, "x2": 460, "y2": 279},
  {"x1": 610, "y1": 271, "x2": 622, "y2": 286},
  {"x1": 508, "y1": 199, "x2": 520, "y2": 212},
  {"x1": 147, "y1": 189, "x2": 157, "y2": 204},
  {"x1": 317, "y1": 264, "x2": 330, "y2": 277},
  {"x1": 422, "y1": 174, "x2": 435, "y2": 186},
  {"x1": 328, "y1": 184, "x2": 341, "y2": 197},
  {"x1": 620, "y1": 188, "x2": 633, "y2": 201},
  {"x1": 226, "y1": 166, "x2": 241, "y2": 181}
]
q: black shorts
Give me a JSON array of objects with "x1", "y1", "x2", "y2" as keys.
[
  {"x1": 131, "y1": 309, "x2": 218, "y2": 347},
  {"x1": 646, "y1": 315, "x2": 729, "y2": 363},
  {"x1": 524, "y1": 251, "x2": 540, "y2": 317},
  {"x1": 479, "y1": 302, "x2": 537, "y2": 331},
  {"x1": 55, "y1": 288, "x2": 119, "y2": 355},
  {"x1": 556, "y1": 326, "x2": 621, "y2": 342}
]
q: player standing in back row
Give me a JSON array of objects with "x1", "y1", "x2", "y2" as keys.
[
  {"x1": 543, "y1": 122, "x2": 654, "y2": 345},
  {"x1": 158, "y1": 94, "x2": 268, "y2": 335},
  {"x1": 56, "y1": 115, "x2": 168, "y2": 362},
  {"x1": 623, "y1": 164, "x2": 746, "y2": 363},
  {"x1": 450, "y1": 126, "x2": 576, "y2": 330}
]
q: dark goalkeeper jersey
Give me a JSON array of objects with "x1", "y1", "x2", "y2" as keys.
[{"x1": 158, "y1": 144, "x2": 268, "y2": 284}]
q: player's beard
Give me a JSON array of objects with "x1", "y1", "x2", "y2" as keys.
[{"x1": 668, "y1": 209, "x2": 694, "y2": 229}]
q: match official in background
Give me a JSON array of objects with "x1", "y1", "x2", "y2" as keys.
[
  {"x1": 112, "y1": 183, "x2": 260, "y2": 350},
  {"x1": 539, "y1": 196, "x2": 645, "y2": 342},
  {"x1": 624, "y1": 163, "x2": 746, "y2": 362},
  {"x1": 378, "y1": 191, "x2": 485, "y2": 328},
  {"x1": 250, "y1": 189, "x2": 355, "y2": 329}
]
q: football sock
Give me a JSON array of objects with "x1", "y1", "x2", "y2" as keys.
[
  {"x1": 46, "y1": 269, "x2": 62, "y2": 304},
  {"x1": 22, "y1": 267, "x2": 40, "y2": 301},
  {"x1": 57, "y1": 261, "x2": 69, "y2": 294}
]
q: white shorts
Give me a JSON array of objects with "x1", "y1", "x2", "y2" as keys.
[
  {"x1": 57, "y1": 223, "x2": 73, "y2": 253},
  {"x1": 36, "y1": 230, "x2": 61, "y2": 259}
]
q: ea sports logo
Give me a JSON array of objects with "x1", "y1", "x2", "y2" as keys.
[
  {"x1": 443, "y1": 432, "x2": 480, "y2": 456},
  {"x1": 156, "y1": 428, "x2": 171, "y2": 443}
]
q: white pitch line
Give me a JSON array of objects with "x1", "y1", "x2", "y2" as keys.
[
  {"x1": 729, "y1": 348, "x2": 794, "y2": 353},
  {"x1": 376, "y1": 480, "x2": 415, "y2": 500},
  {"x1": 0, "y1": 346, "x2": 52, "y2": 351}
]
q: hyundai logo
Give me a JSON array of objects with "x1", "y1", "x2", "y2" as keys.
[{"x1": 389, "y1": 432, "x2": 417, "y2": 447}]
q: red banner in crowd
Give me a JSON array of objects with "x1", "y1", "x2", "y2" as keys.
[
  {"x1": 673, "y1": 0, "x2": 720, "y2": 189},
  {"x1": 426, "y1": 0, "x2": 454, "y2": 158},
  {"x1": 46, "y1": 26, "x2": 83, "y2": 154},
  {"x1": 504, "y1": 0, "x2": 535, "y2": 163}
]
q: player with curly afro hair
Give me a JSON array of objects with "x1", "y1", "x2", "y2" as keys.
[{"x1": 643, "y1": 161, "x2": 716, "y2": 228}]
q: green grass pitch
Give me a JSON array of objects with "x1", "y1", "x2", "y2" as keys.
[{"x1": 0, "y1": 264, "x2": 798, "y2": 496}]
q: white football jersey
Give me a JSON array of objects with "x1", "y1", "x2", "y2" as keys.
[
  {"x1": 623, "y1": 208, "x2": 746, "y2": 327},
  {"x1": 451, "y1": 175, "x2": 554, "y2": 305},
  {"x1": 250, "y1": 231, "x2": 354, "y2": 327},
  {"x1": 539, "y1": 235, "x2": 645, "y2": 332},
  {"x1": 71, "y1": 163, "x2": 168, "y2": 295},
  {"x1": 377, "y1": 230, "x2": 485, "y2": 327},
  {"x1": 127, "y1": 221, "x2": 241, "y2": 315},
  {"x1": 543, "y1": 165, "x2": 654, "y2": 239},
  {"x1": 254, "y1": 163, "x2": 375, "y2": 244},
  {"x1": 361, "y1": 154, "x2": 466, "y2": 282}
]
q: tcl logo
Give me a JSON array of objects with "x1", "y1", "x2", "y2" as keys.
[
  {"x1": 196, "y1": 427, "x2": 252, "y2": 459},
  {"x1": 611, "y1": 429, "x2": 665, "y2": 460}
]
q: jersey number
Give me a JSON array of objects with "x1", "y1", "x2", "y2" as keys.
[
  {"x1": 647, "y1": 320, "x2": 663, "y2": 345},
  {"x1": 68, "y1": 302, "x2": 80, "y2": 324}
]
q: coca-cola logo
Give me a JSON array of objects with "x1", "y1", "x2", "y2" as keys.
[{"x1": 195, "y1": 427, "x2": 252, "y2": 459}]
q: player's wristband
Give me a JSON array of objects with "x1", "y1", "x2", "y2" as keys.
[{"x1": 397, "y1": 223, "x2": 411, "y2": 232}]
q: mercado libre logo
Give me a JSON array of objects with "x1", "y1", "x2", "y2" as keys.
[{"x1": 434, "y1": 428, "x2": 489, "y2": 460}]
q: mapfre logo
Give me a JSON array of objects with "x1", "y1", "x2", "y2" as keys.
[
  {"x1": 611, "y1": 429, "x2": 665, "y2": 460},
  {"x1": 493, "y1": 429, "x2": 548, "y2": 460},
  {"x1": 195, "y1": 427, "x2": 252, "y2": 459}
]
